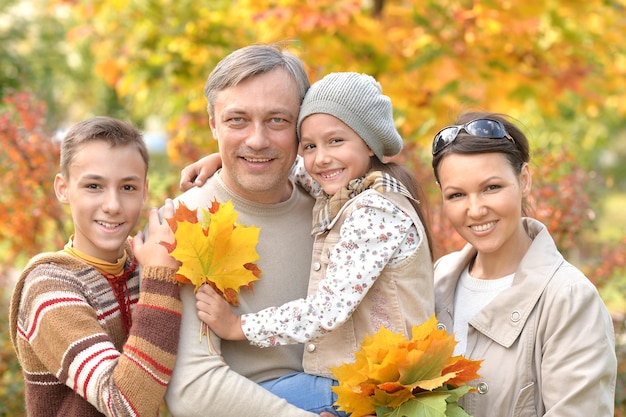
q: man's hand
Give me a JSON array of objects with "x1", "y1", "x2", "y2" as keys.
[{"x1": 180, "y1": 153, "x2": 223, "y2": 191}]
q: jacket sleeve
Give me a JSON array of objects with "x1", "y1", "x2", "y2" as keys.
[
  {"x1": 538, "y1": 265, "x2": 616, "y2": 416},
  {"x1": 165, "y1": 285, "x2": 318, "y2": 417}
]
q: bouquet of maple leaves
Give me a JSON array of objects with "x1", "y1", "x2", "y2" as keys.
[
  {"x1": 160, "y1": 199, "x2": 262, "y2": 351},
  {"x1": 330, "y1": 315, "x2": 482, "y2": 417}
]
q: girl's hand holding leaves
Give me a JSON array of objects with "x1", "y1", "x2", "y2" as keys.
[
  {"x1": 195, "y1": 284, "x2": 245, "y2": 341},
  {"x1": 160, "y1": 199, "x2": 262, "y2": 352}
]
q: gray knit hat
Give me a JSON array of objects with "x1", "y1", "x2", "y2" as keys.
[{"x1": 297, "y1": 72, "x2": 403, "y2": 160}]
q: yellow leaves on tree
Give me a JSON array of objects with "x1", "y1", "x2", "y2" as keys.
[
  {"x1": 161, "y1": 200, "x2": 261, "y2": 306},
  {"x1": 330, "y1": 315, "x2": 482, "y2": 417}
]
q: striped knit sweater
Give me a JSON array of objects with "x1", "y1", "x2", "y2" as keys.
[{"x1": 9, "y1": 248, "x2": 182, "y2": 417}]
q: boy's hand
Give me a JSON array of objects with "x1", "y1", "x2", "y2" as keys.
[
  {"x1": 180, "y1": 153, "x2": 223, "y2": 191},
  {"x1": 195, "y1": 284, "x2": 245, "y2": 341},
  {"x1": 132, "y1": 199, "x2": 180, "y2": 269}
]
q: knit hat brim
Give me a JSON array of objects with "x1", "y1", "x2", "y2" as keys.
[{"x1": 297, "y1": 72, "x2": 403, "y2": 160}]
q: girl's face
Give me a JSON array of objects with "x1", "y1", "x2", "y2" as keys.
[
  {"x1": 437, "y1": 152, "x2": 531, "y2": 258},
  {"x1": 300, "y1": 113, "x2": 374, "y2": 196}
]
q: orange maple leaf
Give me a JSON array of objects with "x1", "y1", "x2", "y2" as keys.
[
  {"x1": 330, "y1": 314, "x2": 482, "y2": 417},
  {"x1": 161, "y1": 199, "x2": 262, "y2": 306},
  {"x1": 442, "y1": 355, "x2": 483, "y2": 388}
]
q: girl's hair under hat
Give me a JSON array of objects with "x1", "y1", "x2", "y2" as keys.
[{"x1": 297, "y1": 72, "x2": 403, "y2": 161}]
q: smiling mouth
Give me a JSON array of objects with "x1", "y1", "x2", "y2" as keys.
[
  {"x1": 243, "y1": 156, "x2": 272, "y2": 163},
  {"x1": 97, "y1": 221, "x2": 123, "y2": 229},
  {"x1": 470, "y1": 221, "x2": 496, "y2": 232},
  {"x1": 319, "y1": 169, "x2": 343, "y2": 180}
]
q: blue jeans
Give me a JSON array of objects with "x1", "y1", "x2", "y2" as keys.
[{"x1": 260, "y1": 372, "x2": 348, "y2": 416}]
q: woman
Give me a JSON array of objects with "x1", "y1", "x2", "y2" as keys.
[{"x1": 431, "y1": 112, "x2": 617, "y2": 416}]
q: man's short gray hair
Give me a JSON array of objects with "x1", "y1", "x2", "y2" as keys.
[{"x1": 204, "y1": 44, "x2": 310, "y2": 118}]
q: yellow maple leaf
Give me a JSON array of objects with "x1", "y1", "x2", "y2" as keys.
[
  {"x1": 168, "y1": 219, "x2": 212, "y2": 285},
  {"x1": 331, "y1": 383, "x2": 376, "y2": 417},
  {"x1": 330, "y1": 314, "x2": 483, "y2": 417},
  {"x1": 163, "y1": 200, "x2": 262, "y2": 306}
]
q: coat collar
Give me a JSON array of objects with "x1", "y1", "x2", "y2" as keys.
[{"x1": 435, "y1": 218, "x2": 565, "y2": 347}]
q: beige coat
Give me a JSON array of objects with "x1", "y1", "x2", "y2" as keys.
[
  {"x1": 303, "y1": 190, "x2": 435, "y2": 377},
  {"x1": 435, "y1": 217, "x2": 616, "y2": 417}
]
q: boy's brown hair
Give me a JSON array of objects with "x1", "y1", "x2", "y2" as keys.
[{"x1": 60, "y1": 116, "x2": 149, "y2": 178}]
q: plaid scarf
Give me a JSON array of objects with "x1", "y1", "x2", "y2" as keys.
[{"x1": 312, "y1": 170, "x2": 416, "y2": 235}]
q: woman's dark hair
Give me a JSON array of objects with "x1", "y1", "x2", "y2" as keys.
[
  {"x1": 432, "y1": 112, "x2": 530, "y2": 182},
  {"x1": 431, "y1": 111, "x2": 531, "y2": 215},
  {"x1": 371, "y1": 158, "x2": 434, "y2": 261}
]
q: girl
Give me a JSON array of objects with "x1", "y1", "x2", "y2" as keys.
[
  {"x1": 431, "y1": 112, "x2": 617, "y2": 416},
  {"x1": 195, "y1": 72, "x2": 435, "y2": 415}
]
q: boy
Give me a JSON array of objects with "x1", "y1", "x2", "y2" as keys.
[
  {"x1": 9, "y1": 116, "x2": 182, "y2": 416},
  {"x1": 165, "y1": 44, "x2": 319, "y2": 417}
]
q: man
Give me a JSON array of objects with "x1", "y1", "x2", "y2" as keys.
[{"x1": 165, "y1": 44, "x2": 320, "y2": 417}]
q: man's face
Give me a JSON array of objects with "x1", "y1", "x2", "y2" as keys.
[{"x1": 210, "y1": 68, "x2": 301, "y2": 204}]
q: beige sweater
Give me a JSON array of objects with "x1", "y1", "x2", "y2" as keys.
[{"x1": 165, "y1": 172, "x2": 318, "y2": 417}]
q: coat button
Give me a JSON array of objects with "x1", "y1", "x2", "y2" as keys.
[
  {"x1": 312, "y1": 262, "x2": 322, "y2": 271},
  {"x1": 306, "y1": 343, "x2": 316, "y2": 353},
  {"x1": 477, "y1": 382, "x2": 489, "y2": 394},
  {"x1": 436, "y1": 323, "x2": 446, "y2": 331},
  {"x1": 510, "y1": 310, "x2": 522, "y2": 322}
]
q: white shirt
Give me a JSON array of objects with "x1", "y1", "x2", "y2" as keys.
[{"x1": 453, "y1": 266, "x2": 514, "y2": 355}]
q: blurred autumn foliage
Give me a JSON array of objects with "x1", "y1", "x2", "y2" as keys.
[
  {"x1": 1, "y1": 0, "x2": 625, "y2": 415},
  {"x1": 0, "y1": 93, "x2": 67, "y2": 265}
]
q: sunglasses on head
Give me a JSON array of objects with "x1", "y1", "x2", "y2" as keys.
[{"x1": 432, "y1": 118, "x2": 514, "y2": 155}]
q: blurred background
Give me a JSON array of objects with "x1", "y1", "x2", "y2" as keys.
[{"x1": 1, "y1": 0, "x2": 625, "y2": 415}]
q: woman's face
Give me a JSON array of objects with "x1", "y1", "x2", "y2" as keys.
[{"x1": 437, "y1": 152, "x2": 531, "y2": 257}]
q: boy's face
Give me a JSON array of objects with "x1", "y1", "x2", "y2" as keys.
[{"x1": 54, "y1": 140, "x2": 148, "y2": 263}]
